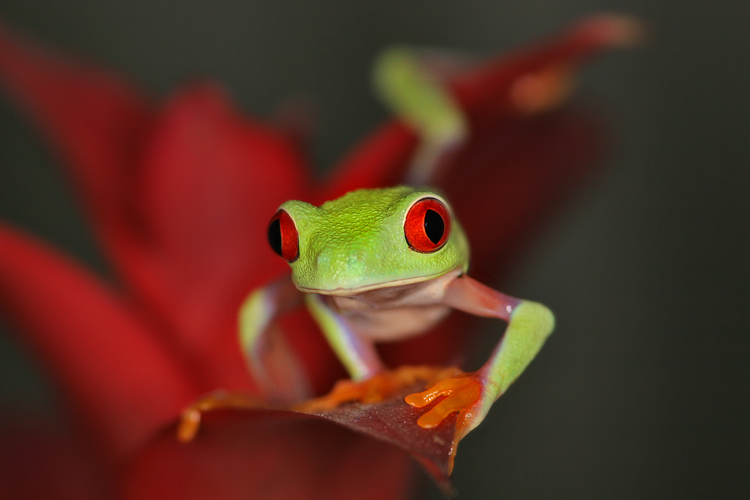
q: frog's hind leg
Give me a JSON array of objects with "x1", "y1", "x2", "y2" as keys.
[
  {"x1": 372, "y1": 46, "x2": 469, "y2": 185},
  {"x1": 303, "y1": 293, "x2": 384, "y2": 382}
]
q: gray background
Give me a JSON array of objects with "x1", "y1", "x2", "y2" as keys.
[{"x1": 0, "y1": 1, "x2": 747, "y2": 498}]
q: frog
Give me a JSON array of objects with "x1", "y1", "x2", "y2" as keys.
[
  {"x1": 178, "y1": 45, "x2": 564, "y2": 445},
  {"x1": 240, "y1": 184, "x2": 554, "y2": 439}
]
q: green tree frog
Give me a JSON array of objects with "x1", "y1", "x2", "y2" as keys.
[
  {"x1": 235, "y1": 46, "x2": 558, "y2": 440},
  {"x1": 177, "y1": 46, "x2": 561, "y2": 446},
  {"x1": 240, "y1": 185, "x2": 554, "y2": 438}
]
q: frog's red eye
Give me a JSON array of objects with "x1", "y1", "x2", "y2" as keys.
[
  {"x1": 268, "y1": 209, "x2": 299, "y2": 262},
  {"x1": 404, "y1": 197, "x2": 451, "y2": 253}
]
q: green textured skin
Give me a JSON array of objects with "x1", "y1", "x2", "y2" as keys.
[
  {"x1": 280, "y1": 186, "x2": 470, "y2": 293},
  {"x1": 242, "y1": 45, "x2": 556, "y2": 431}
]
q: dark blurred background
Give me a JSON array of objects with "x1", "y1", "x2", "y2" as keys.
[{"x1": 0, "y1": 1, "x2": 747, "y2": 499}]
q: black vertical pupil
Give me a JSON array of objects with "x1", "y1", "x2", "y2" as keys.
[
  {"x1": 268, "y1": 218, "x2": 283, "y2": 256},
  {"x1": 424, "y1": 209, "x2": 445, "y2": 245}
]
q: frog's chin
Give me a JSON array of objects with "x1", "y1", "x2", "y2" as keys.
[{"x1": 295, "y1": 266, "x2": 463, "y2": 297}]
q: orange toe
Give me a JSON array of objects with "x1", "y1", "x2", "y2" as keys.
[
  {"x1": 405, "y1": 374, "x2": 482, "y2": 430},
  {"x1": 177, "y1": 391, "x2": 263, "y2": 443},
  {"x1": 295, "y1": 365, "x2": 458, "y2": 413}
]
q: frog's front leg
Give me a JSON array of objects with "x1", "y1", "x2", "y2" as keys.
[
  {"x1": 300, "y1": 293, "x2": 458, "y2": 411},
  {"x1": 178, "y1": 275, "x2": 310, "y2": 441},
  {"x1": 303, "y1": 293, "x2": 383, "y2": 381},
  {"x1": 299, "y1": 293, "x2": 404, "y2": 410},
  {"x1": 407, "y1": 275, "x2": 554, "y2": 439},
  {"x1": 238, "y1": 274, "x2": 312, "y2": 403}
]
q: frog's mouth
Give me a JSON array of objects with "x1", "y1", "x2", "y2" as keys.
[{"x1": 295, "y1": 266, "x2": 463, "y2": 297}]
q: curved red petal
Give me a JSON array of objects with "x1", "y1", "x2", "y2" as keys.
[
  {"x1": 0, "y1": 24, "x2": 177, "y2": 360},
  {"x1": 132, "y1": 83, "x2": 312, "y2": 391},
  {"x1": 124, "y1": 412, "x2": 413, "y2": 500},
  {"x1": 0, "y1": 416, "x2": 103, "y2": 500},
  {"x1": 0, "y1": 224, "x2": 195, "y2": 457}
]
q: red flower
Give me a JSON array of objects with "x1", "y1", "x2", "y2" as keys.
[{"x1": 0, "y1": 15, "x2": 636, "y2": 499}]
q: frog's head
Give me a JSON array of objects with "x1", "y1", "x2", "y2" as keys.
[{"x1": 267, "y1": 186, "x2": 469, "y2": 295}]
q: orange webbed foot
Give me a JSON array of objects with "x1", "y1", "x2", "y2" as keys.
[
  {"x1": 294, "y1": 365, "x2": 458, "y2": 413},
  {"x1": 405, "y1": 371, "x2": 483, "y2": 434}
]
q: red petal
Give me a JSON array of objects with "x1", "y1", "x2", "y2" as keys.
[
  {"x1": 0, "y1": 224, "x2": 195, "y2": 457},
  {"x1": 300, "y1": 393, "x2": 458, "y2": 494},
  {"x1": 0, "y1": 25, "x2": 183, "y2": 368},
  {"x1": 443, "y1": 106, "x2": 606, "y2": 278},
  {"x1": 0, "y1": 25, "x2": 322, "y2": 393},
  {"x1": 132, "y1": 84, "x2": 312, "y2": 392},
  {"x1": 0, "y1": 416, "x2": 103, "y2": 500},
  {"x1": 124, "y1": 411, "x2": 413, "y2": 500},
  {"x1": 161, "y1": 374, "x2": 466, "y2": 497}
]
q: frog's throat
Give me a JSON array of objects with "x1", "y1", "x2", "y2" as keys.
[{"x1": 295, "y1": 266, "x2": 463, "y2": 297}]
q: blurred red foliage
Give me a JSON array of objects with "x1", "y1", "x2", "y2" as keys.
[{"x1": 0, "y1": 16, "x2": 634, "y2": 498}]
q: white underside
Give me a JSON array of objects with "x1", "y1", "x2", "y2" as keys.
[{"x1": 321, "y1": 267, "x2": 462, "y2": 341}]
